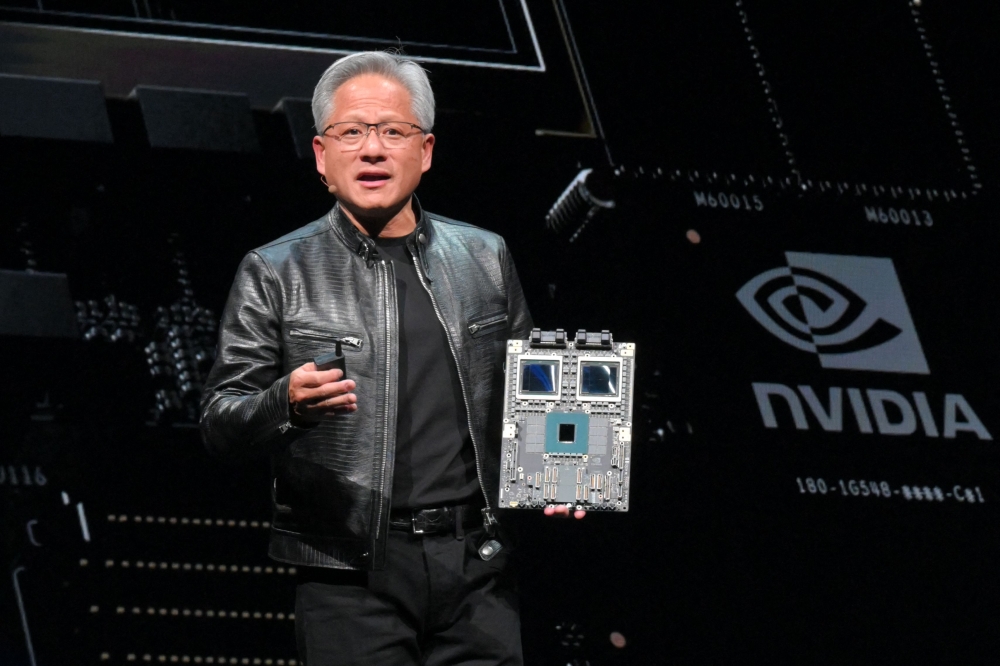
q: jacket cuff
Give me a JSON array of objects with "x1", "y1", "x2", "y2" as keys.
[{"x1": 260, "y1": 374, "x2": 316, "y2": 446}]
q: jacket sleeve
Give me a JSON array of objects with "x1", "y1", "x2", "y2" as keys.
[
  {"x1": 500, "y1": 239, "x2": 535, "y2": 338},
  {"x1": 200, "y1": 251, "x2": 303, "y2": 461}
]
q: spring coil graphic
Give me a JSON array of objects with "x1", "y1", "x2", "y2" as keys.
[{"x1": 544, "y1": 169, "x2": 616, "y2": 242}]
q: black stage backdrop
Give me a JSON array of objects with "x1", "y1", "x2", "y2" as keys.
[{"x1": 2, "y1": 1, "x2": 1000, "y2": 664}]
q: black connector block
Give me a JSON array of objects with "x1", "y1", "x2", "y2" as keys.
[
  {"x1": 574, "y1": 329, "x2": 614, "y2": 349},
  {"x1": 528, "y1": 328, "x2": 568, "y2": 348}
]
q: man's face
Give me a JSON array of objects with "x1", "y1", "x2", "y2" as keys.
[{"x1": 313, "y1": 74, "x2": 434, "y2": 219}]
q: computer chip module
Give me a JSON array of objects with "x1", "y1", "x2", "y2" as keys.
[{"x1": 498, "y1": 329, "x2": 636, "y2": 512}]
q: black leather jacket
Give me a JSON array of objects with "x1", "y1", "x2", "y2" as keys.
[{"x1": 200, "y1": 202, "x2": 534, "y2": 570}]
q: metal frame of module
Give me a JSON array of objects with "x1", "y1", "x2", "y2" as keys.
[{"x1": 498, "y1": 329, "x2": 636, "y2": 511}]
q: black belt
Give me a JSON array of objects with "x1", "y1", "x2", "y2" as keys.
[{"x1": 388, "y1": 503, "x2": 482, "y2": 538}]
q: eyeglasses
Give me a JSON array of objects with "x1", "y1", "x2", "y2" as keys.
[{"x1": 320, "y1": 121, "x2": 426, "y2": 151}]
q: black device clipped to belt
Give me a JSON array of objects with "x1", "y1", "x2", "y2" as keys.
[{"x1": 314, "y1": 340, "x2": 347, "y2": 377}]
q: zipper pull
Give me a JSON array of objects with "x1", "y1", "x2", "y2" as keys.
[{"x1": 481, "y1": 508, "x2": 498, "y2": 536}]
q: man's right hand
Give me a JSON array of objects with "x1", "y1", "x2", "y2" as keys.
[{"x1": 288, "y1": 362, "x2": 358, "y2": 424}]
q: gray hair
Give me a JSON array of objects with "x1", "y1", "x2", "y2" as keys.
[{"x1": 311, "y1": 51, "x2": 435, "y2": 133}]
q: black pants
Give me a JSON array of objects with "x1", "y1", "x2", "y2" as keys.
[{"x1": 295, "y1": 527, "x2": 522, "y2": 665}]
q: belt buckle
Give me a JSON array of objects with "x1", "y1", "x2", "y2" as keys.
[
  {"x1": 411, "y1": 512, "x2": 427, "y2": 535},
  {"x1": 411, "y1": 507, "x2": 449, "y2": 535}
]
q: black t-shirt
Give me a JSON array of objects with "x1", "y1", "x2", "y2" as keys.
[{"x1": 373, "y1": 234, "x2": 481, "y2": 510}]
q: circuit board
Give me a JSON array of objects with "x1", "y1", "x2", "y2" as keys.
[{"x1": 498, "y1": 329, "x2": 635, "y2": 512}]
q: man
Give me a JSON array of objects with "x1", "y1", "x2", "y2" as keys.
[{"x1": 200, "y1": 51, "x2": 548, "y2": 664}]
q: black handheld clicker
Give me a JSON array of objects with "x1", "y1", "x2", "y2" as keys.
[{"x1": 314, "y1": 341, "x2": 347, "y2": 378}]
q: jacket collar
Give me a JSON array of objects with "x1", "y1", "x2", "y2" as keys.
[
  {"x1": 409, "y1": 197, "x2": 434, "y2": 281},
  {"x1": 327, "y1": 196, "x2": 433, "y2": 275}
]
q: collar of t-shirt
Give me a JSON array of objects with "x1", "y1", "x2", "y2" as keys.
[{"x1": 372, "y1": 234, "x2": 413, "y2": 265}]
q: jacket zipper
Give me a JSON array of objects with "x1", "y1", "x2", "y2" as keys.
[
  {"x1": 288, "y1": 328, "x2": 364, "y2": 350},
  {"x1": 468, "y1": 313, "x2": 509, "y2": 337},
  {"x1": 411, "y1": 253, "x2": 493, "y2": 512},
  {"x1": 373, "y1": 259, "x2": 393, "y2": 538}
]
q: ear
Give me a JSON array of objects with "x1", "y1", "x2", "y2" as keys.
[
  {"x1": 313, "y1": 135, "x2": 328, "y2": 178},
  {"x1": 420, "y1": 133, "x2": 435, "y2": 174}
]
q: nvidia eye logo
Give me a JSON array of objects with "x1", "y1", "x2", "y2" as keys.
[{"x1": 737, "y1": 252, "x2": 929, "y2": 375}]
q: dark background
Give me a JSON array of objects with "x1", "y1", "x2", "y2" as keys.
[{"x1": 2, "y1": 1, "x2": 999, "y2": 664}]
